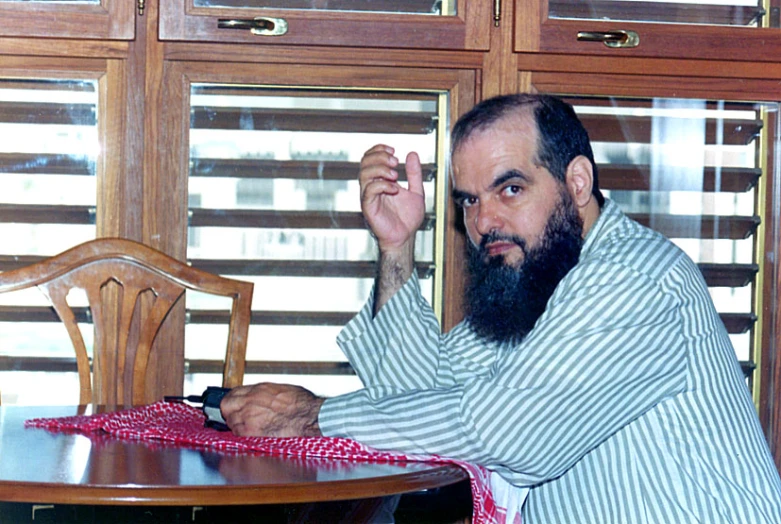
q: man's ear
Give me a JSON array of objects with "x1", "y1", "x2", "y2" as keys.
[{"x1": 565, "y1": 155, "x2": 594, "y2": 208}]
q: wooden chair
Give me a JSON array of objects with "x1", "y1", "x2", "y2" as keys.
[{"x1": 0, "y1": 238, "x2": 253, "y2": 405}]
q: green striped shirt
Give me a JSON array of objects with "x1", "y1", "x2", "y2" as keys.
[{"x1": 319, "y1": 199, "x2": 781, "y2": 522}]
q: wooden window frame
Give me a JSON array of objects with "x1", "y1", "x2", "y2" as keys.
[
  {"x1": 516, "y1": 0, "x2": 781, "y2": 62},
  {"x1": 150, "y1": 61, "x2": 476, "y2": 393},
  {"x1": 159, "y1": 0, "x2": 490, "y2": 50},
  {"x1": 0, "y1": 0, "x2": 134, "y2": 40}
]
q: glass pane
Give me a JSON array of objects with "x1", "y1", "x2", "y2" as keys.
[
  {"x1": 185, "y1": 86, "x2": 445, "y2": 397},
  {"x1": 560, "y1": 94, "x2": 777, "y2": 391},
  {"x1": 0, "y1": 78, "x2": 98, "y2": 405},
  {"x1": 549, "y1": 0, "x2": 765, "y2": 27},
  {"x1": 193, "y1": 0, "x2": 456, "y2": 15}
]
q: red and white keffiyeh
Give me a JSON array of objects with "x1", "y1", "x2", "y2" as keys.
[{"x1": 26, "y1": 401, "x2": 521, "y2": 524}]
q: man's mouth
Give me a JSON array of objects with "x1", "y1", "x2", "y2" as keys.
[{"x1": 485, "y1": 241, "x2": 520, "y2": 258}]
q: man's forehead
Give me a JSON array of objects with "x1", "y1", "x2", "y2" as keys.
[
  {"x1": 451, "y1": 113, "x2": 538, "y2": 175},
  {"x1": 453, "y1": 111, "x2": 537, "y2": 158}
]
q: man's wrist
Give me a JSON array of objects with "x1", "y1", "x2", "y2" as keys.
[
  {"x1": 374, "y1": 242, "x2": 415, "y2": 316},
  {"x1": 301, "y1": 396, "x2": 326, "y2": 437}
]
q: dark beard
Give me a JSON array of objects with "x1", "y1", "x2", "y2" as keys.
[{"x1": 464, "y1": 191, "x2": 584, "y2": 346}]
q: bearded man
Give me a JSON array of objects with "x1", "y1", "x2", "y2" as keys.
[{"x1": 221, "y1": 94, "x2": 781, "y2": 522}]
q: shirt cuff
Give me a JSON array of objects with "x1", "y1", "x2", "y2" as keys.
[
  {"x1": 318, "y1": 393, "x2": 355, "y2": 437},
  {"x1": 336, "y1": 271, "x2": 422, "y2": 346}
]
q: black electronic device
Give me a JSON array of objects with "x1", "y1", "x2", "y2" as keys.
[{"x1": 164, "y1": 386, "x2": 231, "y2": 431}]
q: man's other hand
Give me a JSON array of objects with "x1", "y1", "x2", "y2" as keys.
[{"x1": 220, "y1": 383, "x2": 325, "y2": 438}]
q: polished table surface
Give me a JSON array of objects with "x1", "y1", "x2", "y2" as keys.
[{"x1": 0, "y1": 405, "x2": 468, "y2": 506}]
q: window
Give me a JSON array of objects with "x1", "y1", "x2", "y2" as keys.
[
  {"x1": 563, "y1": 95, "x2": 776, "y2": 399},
  {"x1": 548, "y1": 0, "x2": 765, "y2": 27},
  {"x1": 183, "y1": 86, "x2": 449, "y2": 398},
  {"x1": 0, "y1": 78, "x2": 98, "y2": 405},
  {"x1": 193, "y1": 0, "x2": 456, "y2": 15}
]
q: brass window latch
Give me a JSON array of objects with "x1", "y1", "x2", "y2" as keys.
[
  {"x1": 217, "y1": 17, "x2": 289, "y2": 36},
  {"x1": 577, "y1": 30, "x2": 640, "y2": 48}
]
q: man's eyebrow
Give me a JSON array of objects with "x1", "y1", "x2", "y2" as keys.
[
  {"x1": 490, "y1": 169, "x2": 530, "y2": 190},
  {"x1": 451, "y1": 187, "x2": 473, "y2": 203},
  {"x1": 451, "y1": 169, "x2": 530, "y2": 202}
]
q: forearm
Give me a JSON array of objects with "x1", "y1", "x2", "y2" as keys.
[
  {"x1": 339, "y1": 271, "x2": 445, "y2": 390},
  {"x1": 373, "y1": 240, "x2": 415, "y2": 316},
  {"x1": 320, "y1": 386, "x2": 484, "y2": 459}
]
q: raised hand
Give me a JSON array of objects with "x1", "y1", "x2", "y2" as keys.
[
  {"x1": 359, "y1": 144, "x2": 426, "y2": 314},
  {"x1": 359, "y1": 144, "x2": 425, "y2": 254}
]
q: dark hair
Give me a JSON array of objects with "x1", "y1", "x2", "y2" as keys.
[{"x1": 451, "y1": 93, "x2": 605, "y2": 207}]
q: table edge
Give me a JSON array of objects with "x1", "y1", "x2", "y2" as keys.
[{"x1": 0, "y1": 464, "x2": 468, "y2": 505}]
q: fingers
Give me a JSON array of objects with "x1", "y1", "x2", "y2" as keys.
[
  {"x1": 360, "y1": 144, "x2": 398, "y2": 184},
  {"x1": 405, "y1": 151, "x2": 424, "y2": 197},
  {"x1": 220, "y1": 384, "x2": 268, "y2": 435},
  {"x1": 359, "y1": 144, "x2": 423, "y2": 197}
]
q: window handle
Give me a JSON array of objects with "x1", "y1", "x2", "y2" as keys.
[
  {"x1": 218, "y1": 17, "x2": 289, "y2": 36},
  {"x1": 576, "y1": 30, "x2": 639, "y2": 48}
]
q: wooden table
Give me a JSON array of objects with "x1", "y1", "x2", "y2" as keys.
[{"x1": 0, "y1": 406, "x2": 468, "y2": 507}]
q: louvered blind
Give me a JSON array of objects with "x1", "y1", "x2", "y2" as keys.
[
  {"x1": 184, "y1": 86, "x2": 445, "y2": 397},
  {"x1": 565, "y1": 96, "x2": 770, "y2": 390},
  {"x1": 0, "y1": 79, "x2": 98, "y2": 404}
]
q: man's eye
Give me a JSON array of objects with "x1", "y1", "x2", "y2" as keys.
[
  {"x1": 461, "y1": 197, "x2": 478, "y2": 209},
  {"x1": 502, "y1": 185, "x2": 522, "y2": 196}
]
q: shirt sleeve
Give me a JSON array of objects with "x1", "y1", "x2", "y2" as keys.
[
  {"x1": 320, "y1": 255, "x2": 691, "y2": 486},
  {"x1": 335, "y1": 272, "x2": 445, "y2": 391}
]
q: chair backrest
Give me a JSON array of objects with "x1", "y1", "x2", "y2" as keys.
[{"x1": 0, "y1": 238, "x2": 253, "y2": 405}]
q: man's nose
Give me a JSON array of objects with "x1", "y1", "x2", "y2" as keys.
[{"x1": 475, "y1": 201, "x2": 503, "y2": 237}]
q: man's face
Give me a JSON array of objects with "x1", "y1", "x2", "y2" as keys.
[
  {"x1": 452, "y1": 113, "x2": 585, "y2": 344},
  {"x1": 452, "y1": 112, "x2": 567, "y2": 268},
  {"x1": 462, "y1": 188, "x2": 583, "y2": 344}
]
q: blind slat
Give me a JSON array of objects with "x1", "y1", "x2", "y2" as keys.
[
  {"x1": 0, "y1": 204, "x2": 94, "y2": 224},
  {"x1": 0, "y1": 102, "x2": 96, "y2": 126},
  {"x1": 188, "y1": 208, "x2": 436, "y2": 230},
  {"x1": 0, "y1": 356, "x2": 753, "y2": 380},
  {"x1": 698, "y1": 263, "x2": 758, "y2": 288},
  {"x1": 0, "y1": 306, "x2": 753, "y2": 333},
  {"x1": 0, "y1": 356, "x2": 78, "y2": 373},
  {"x1": 721, "y1": 312, "x2": 757, "y2": 334},
  {"x1": 187, "y1": 359, "x2": 355, "y2": 376},
  {"x1": 600, "y1": 165, "x2": 760, "y2": 193},
  {"x1": 0, "y1": 306, "x2": 89, "y2": 323},
  {"x1": 628, "y1": 213, "x2": 759, "y2": 240},
  {"x1": 190, "y1": 259, "x2": 436, "y2": 279},
  {"x1": 580, "y1": 114, "x2": 762, "y2": 146},
  {"x1": 0, "y1": 153, "x2": 94, "y2": 176},
  {"x1": 0, "y1": 356, "x2": 357, "y2": 376},
  {"x1": 190, "y1": 158, "x2": 436, "y2": 182},
  {"x1": 190, "y1": 107, "x2": 437, "y2": 134},
  {"x1": 0, "y1": 257, "x2": 752, "y2": 288},
  {"x1": 193, "y1": 310, "x2": 357, "y2": 326}
]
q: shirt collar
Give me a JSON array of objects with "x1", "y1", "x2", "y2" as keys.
[{"x1": 579, "y1": 198, "x2": 622, "y2": 260}]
